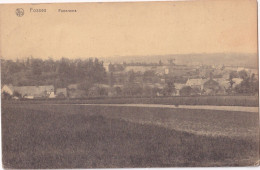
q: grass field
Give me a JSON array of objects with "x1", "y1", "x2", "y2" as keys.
[{"x1": 2, "y1": 102, "x2": 259, "y2": 168}]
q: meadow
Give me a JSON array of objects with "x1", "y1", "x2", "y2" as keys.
[{"x1": 2, "y1": 102, "x2": 259, "y2": 168}]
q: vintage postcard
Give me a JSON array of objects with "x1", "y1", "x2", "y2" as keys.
[{"x1": 0, "y1": 0, "x2": 259, "y2": 168}]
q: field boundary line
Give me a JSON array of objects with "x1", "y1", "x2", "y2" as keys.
[{"x1": 42, "y1": 103, "x2": 259, "y2": 113}]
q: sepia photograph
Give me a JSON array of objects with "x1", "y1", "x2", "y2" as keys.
[{"x1": 0, "y1": 0, "x2": 259, "y2": 168}]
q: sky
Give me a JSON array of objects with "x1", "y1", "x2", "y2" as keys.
[{"x1": 0, "y1": 0, "x2": 258, "y2": 60}]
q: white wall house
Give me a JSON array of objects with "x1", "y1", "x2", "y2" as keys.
[
  {"x1": 1, "y1": 85, "x2": 15, "y2": 96},
  {"x1": 186, "y1": 78, "x2": 207, "y2": 90}
]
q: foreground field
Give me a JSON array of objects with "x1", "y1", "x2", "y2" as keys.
[{"x1": 2, "y1": 103, "x2": 259, "y2": 168}]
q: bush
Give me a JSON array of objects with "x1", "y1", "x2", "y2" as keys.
[{"x1": 180, "y1": 86, "x2": 192, "y2": 96}]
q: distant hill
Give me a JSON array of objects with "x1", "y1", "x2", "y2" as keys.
[{"x1": 100, "y1": 53, "x2": 258, "y2": 68}]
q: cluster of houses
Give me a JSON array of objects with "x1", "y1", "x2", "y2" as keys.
[
  {"x1": 1, "y1": 60, "x2": 257, "y2": 99},
  {"x1": 1, "y1": 85, "x2": 66, "y2": 99},
  {"x1": 0, "y1": 77, "x2": 245, "y2": 99},
  {"x1": 174, "y1": 77, "x2": 243, "y2": 96}
]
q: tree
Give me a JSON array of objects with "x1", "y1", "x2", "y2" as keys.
[
  {"x1": 31, "y1": 59, "x2": 43, "y2": 76},
  {"x1": 13, "y1": 91, "x2": 22, "y2": 98},
  {"x1": 228, "y1": 71, "x2": 239, "y2": 88},
  {"x1": 229, "y1": 71, "x2": 239, "y2": 79},
  {"x1": 235, "y1": 73, "x2": 258, "y2": 95},
  {"x1": 180, "y1": 86, "x2": 192, "y2": 96},
  {"x1": 238, "y1": 70, "x2": 248, "y2": 80},
  {"x1": 128, "y1": 71, "x2": 136, "y2": 83},
  {"x1": 191, "y1": 87, "x2": 201, "y2": 96},
  {"x1": 123, "y1": 83, "x2": 142, "y2": 96},
  {"x1": 1, "y1": 57, "x2": 108, "y2": 89},
  {"x1": 99, "y1": 87, "x2": 108, "y2": 96},
  {"x1": 114, "y1": 86, "x2": 122, "y2": 96},
  {"x1": 91, "y1": 58, "x2": 107, "y2": 83},
  {"x1": 143, "y1": 70, "x2": 156, "y2": 82},
  {"x1": 162, "y1": 79, "x2": 176, "y2": 96},
  {"x1": 109, "y1": 72, "x2": 115, "y2": 87},
  {"x1": 152, "y1": 87, "x2": 162, "y2": 96},
  {"x1": 2, "y1": 91, "x2": 11, "y2": 100},
  {"x1": 159, "y1": 60, "x2": 162, "y2": 66},
  {"x1": 108, "y1": 63, "x2": 114, "y2": 72},
  {"x1": 143, "y1": 86, "x2": 152, "y2": 96},
  {"x1": 249, "y1": 74, "x2": 259, "y2": 94},
  {"x1": 78, "y1": 80, "x2": 94, "y2": 93},
  {"x1": 168, "y1": 58, "x2": 175, "y2": 65}
]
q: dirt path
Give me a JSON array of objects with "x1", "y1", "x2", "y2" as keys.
[{"x1": 50, "y1": 103, "x2": 259, "y2": 113}]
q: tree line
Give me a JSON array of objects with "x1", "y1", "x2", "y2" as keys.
[
  {"x1": 1, "y1": 57, "x2": 107, "y2": 89},
  {"x1": 1, "y1": 57, "x2": 258, "y2": 97}
]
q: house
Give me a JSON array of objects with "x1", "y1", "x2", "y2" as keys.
[
  {"x1": 49, "y1": 92, "x2": 56, "y2": 98},
  {"x1": 154, "y1": 66, "x2": 166, "y2": 76},
  {"x1": 232, "y1": 78, "x2": 243, "y2": 87},
  {"x1": 1, "y1": 84, "x2": 15, "y2": 96},
  {"x1": 56, "y1": 88, "x2": 67, "y2": 98},
  {"x1": 164, "y1": 65, "x2": 195, "y2": 77},
  {"x1": 125, "y1": 66, "x2": 152, "y2": 73},
  {"x1": 14, "y1": 85, "x2": 55, "y2": 99},
  {"x1": 186, "y1": 78, "x2": 206, "y2": 91},
  {"x1": 249, "y1": 69, "x2": 258, "y2": 76},
  {"x1": 237, "y1": 67, "x2": 248, "y2": 72},
  {"x1": 103, "y1": 62, "x2": 110, "y2": 72},
  {"x1": 68, "y1": 84, "x2": 78, "y2": 90},
  {"x1": 1, "y1": 85, "x2": 55, "y2": 99},
  {"x1": 165, "y1": 68, "x2": 169, "y2": 74}
]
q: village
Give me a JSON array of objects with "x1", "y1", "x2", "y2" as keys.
[
  {"x1": 1, "y1": 58, "x2": 258, "y2": 100},
  {"x1": 1, "y1": 1, "x2": 259, "y2": 168}
]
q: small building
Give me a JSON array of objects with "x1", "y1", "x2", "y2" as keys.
[
  {"x1": 15, "y1": 85, "x2": 55, "y2": 99},
  {"x1": 1, "y1": 85, "x2": 55, "y2": 99},
  {"x1": 49, "y1": 92, "x2": 56, "y2": 98},
  {"x1": 186, "y1": 78, "x2": 206, "y2": 91},
  {"x1": 68, "y1": 84, "x2": 78, "y2": 90},
  {"x1": 125, "y1": 66, "x2": 152, "y2": 73},
  {"x1": 1, "y1": 84, "x2": 15, "y2": 96},
  {"x1": 232, "y1": 78, "x2": 243, "y2": 87}
]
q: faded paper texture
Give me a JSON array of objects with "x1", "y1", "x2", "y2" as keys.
[{"x1": 0, "y1": 0, "x2": 259, "y2": 168}]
